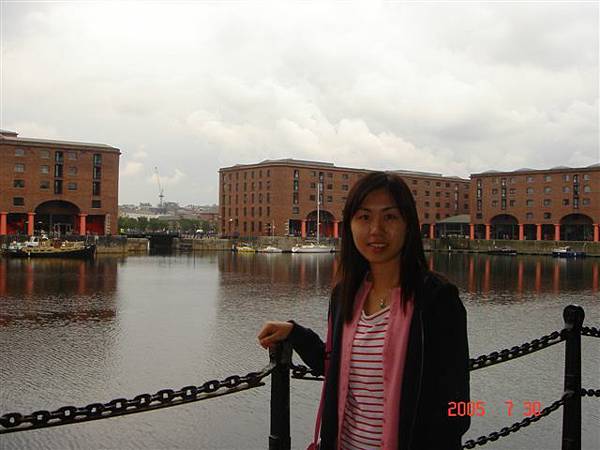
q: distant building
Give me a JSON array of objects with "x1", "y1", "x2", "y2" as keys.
[
  {"x1": 218, "y1": 159, "x2": 470, "y2": 238},
  {"x1": 470, "y1": 164, "x2": 600, "y2": 241},
  {"x1": 0, "y1": 129, "x2": 120, "y2": 236}
]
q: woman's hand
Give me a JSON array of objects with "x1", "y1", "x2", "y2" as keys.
[{"x1": 257, "y1": 321, "x2": 294, "y2": 349}]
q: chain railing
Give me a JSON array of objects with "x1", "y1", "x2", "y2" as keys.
[{"x1": 1, "y1": 305, "x2": 598, "y2": 450}]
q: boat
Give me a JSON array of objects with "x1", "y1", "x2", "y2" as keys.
[
  {"x1": 486, "y1": 246, "x2": 517, "y2": 256},
  {"x1": 292, "y1": 181, "x2": 335, "y2": 253},
  {"x1": 256, "y1": 245, "x2": 283, "y2": 253},
  {"x1": 552, "y1": 246, "x2": 585, "y2": 258},
  {"x1": 3, "y1": 236, "x2": 96, "y2": 259},
  {"x1": 234, "y1": 244, "x2": 256, "y2": 253},
  {"x1": 291, "y1": 243, "x2": 333, "y2": 253}
]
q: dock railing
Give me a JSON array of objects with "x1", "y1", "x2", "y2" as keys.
[{"x1": 1, "y1": 305, "x2": 598, "y2": 450}]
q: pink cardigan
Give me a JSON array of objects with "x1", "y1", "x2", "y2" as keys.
[{"x1": 336, "y1": 279, "x2": 414, "y2": 449}]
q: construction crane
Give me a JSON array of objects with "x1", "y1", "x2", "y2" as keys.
[{"x1": 154, "y1": 166, "x2": 165, "y2": 211}]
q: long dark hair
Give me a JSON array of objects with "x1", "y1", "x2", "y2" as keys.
[{"x1": 335, "y1": 171, "x2": 428, "y2": 321}]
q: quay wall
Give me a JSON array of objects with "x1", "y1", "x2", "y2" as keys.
[{"x1": 425, "y1": 238, "x2": 600, "y2": 256}]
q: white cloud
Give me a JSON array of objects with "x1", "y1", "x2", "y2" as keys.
[{"x1": 2, "y1": 1, "x2": 597, "y2": 204}]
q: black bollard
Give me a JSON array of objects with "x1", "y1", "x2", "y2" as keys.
[
  {"x1": 561, "y1": 305, "x2": 584, "y2": 450},
  {"x1": 269, "y1": 341, "x2": 292, "y2": 450}
]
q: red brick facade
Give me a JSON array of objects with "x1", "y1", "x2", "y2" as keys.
[
  {"x1": 0, "y1": 130, "x2": 120, "y2": 236},
  {"x1": 470, "y1": 165, "x2": 599, "y2": 241},
  {"x1": 218, "y1": 159, "x2": 470, "y2": 238}
]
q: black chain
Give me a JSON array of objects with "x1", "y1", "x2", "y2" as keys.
[
  {"x1": 469, "y1": 330, "x2": 565, "y2": 371},
  {"x1": 580, "y1": 388, "x2": 600, "y2": 398},
  {"x1": 291, "y1": 362, "x2": 324, "y2": 381},
  {"x1": 0, "y1": 363, "x2": 275, "y2": 434},
  {"x1": 581, "y1": 326, "x2": 599, "y2": 338}
]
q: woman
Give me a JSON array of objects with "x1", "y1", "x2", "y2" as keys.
[{"x1": 258, "y1": 172, "x2": 470, "y2": 450}]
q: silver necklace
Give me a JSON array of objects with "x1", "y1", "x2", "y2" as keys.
[{"x1": 372, "y1": 289, "x2": 391, "y2": 309}]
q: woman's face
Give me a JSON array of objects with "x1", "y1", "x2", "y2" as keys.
[{"x1": 350, "y1": 188, "x2": 407, "y2": 267}]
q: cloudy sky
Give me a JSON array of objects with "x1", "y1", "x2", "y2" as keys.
[{"x1": 2, "y1": 1, "x2": 598, "y2": 205}]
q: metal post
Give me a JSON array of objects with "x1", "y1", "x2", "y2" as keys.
[
  {"x1": 269, "y1": 341, "x2": 292, "y2": 450},
  {"x1": 561, "y1": 305, "x2": 584, "y2": 450}
]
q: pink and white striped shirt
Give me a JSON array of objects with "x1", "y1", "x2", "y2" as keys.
[{"x1": 340, "y1": 306, "x2": 390, "y2": 450}]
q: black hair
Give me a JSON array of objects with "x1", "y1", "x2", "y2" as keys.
[{"x1": 335, "y1": 171, "x2": 427, "y2": 321}]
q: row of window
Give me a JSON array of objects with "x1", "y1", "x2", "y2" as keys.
[
  {"x1": 11, "y1": 179, "x2": 102, "y2": 194},
  {"x1": 479, "y1": 173, "x2": 592, "y2": 185},
  {"x1": 222, "y1": 206, "x2": 271, "y2": 218},
  {"x1": 225, "y1": 169, "x2": 271, "y2": 181},
  {"x1": 222, "y1": 192, "x2": 271, "y2": 205},
  {"x1": 410, "y1": 179, "x2": 466, "y2": 189},
  {"x1": 293, "y1": 170, "x2": 351, "y2": 180},
  {"x1": 12, "y1": 197, "x2": 102, "y2": 208},
  {"x1": 13, "y1": 149, "x2": 103, "y2": 164},
  {"x1": 485, "y1": 186, "x2": 593, "y2": 195},
  {"x1": 14, "y1": 164, "x2": 102, "y2": 179},
  {"x1": 412, "y1": 190, "x2": 469, "y2": 199}
]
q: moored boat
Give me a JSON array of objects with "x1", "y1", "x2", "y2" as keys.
[
  {"x1": 552, "y1": 246, "x2": 585, "y2": 258},
  {"x1": 256, "y1": 245, "x2": 283, "y2": 253},
  {"x1": 3, "y1": 237, "x2": 96, "y2": 259},
  {"x1": 486, "y1": 246, "x2": 517, "y2": 256},
  {"x1": 291, "y1": 243, "x2": 334, "y2": 253},
  {"x1": 234, "y1": 244, "x2": 256, "y2": 253}
]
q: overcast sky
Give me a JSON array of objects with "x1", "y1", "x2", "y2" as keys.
[{"x1": 2, "y1": 1, "x2": 598, "y2": 206}]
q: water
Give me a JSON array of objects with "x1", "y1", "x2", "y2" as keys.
[{"x1": 0, "y1": 253, "x2": 598, "y2": 450}]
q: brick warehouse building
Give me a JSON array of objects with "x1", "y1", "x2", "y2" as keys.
[
  {"x1": 469, "y1": 164, "x2": 600, "y2": 242},
  {"x1": 218, "y1": 159, "x2": 470, "y2": 239},
  {"x1": 0, "y1": 129, "x2": 120, "y2": 236}
]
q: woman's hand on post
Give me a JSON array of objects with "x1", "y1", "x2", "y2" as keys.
[{"x1": 257, "y1": 321, "x2": 294, "y2": 349}]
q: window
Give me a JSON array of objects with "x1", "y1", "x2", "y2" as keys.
[
  {"x1": 14, "y1": 163, "x2": 25, "y2": 172},
  {"x1": 527, "y1": 176, "x2": 534, "y2": 183},
  {"x1": 526, "y1": 200, "x2": 534, "y2": 207},
  {"x1": 425, "y1": 191, "x2": 430, "y2": 196},
  {"x1": 583, "y1": 185, "x2": 591, "y2": 193},
  {"x1": 435, "y1": 191, "x2": 441, "y2": 197},
  {"x1": 526, "y1": 212, "x2": 534, "y2": 220},
  {"x1": 543, "y1": 199, "x2": 551, "y2": 207},
  {"x1": 40, "y1": 180, "x2": 49, "y2": 189},
  {"x1": 342, "y1": 185, "x2": 349, "y2": 191},
  {"x1": 67, "y1": 151, "x2": 77, "y2": 160},
  {"x1": 258, "y1": 193, "x2": 263, "y2": 203},
  {"x1": 327, "y1": 196, "x2": 333, "y2": 202},
  {"x1": 544, "y1": 186, "x2": 551, "y2": 193},
  {"x1": 526, "y1": 187, "x2": 534, "y2": 194},
  {"x1": 15, "y1": 148, "x2": 25, "y2": 156},
  {"x1": 492, "y1": 200, "x2": 498, "y2": 207},
  {"x1": 492, "y1": 189, "x2": 498, "y2": 195},
  {"x1": 477, "y1": 199, "x2": 482, "y2": 211},
  {"x1": 476, "y1": 213, "x2": 482, "y2": 219},
  {"x1": 574, "y1": 198, "x2": 579, "y2": 209},
  {"x1": 267, "y1": 206, "x2": 270, "y2": 216},
  {"x1": 259, "y1": 170, "x2": 262, "y2": 178},
  {"x1": 258, "y1": 181, "x2": 262, "y2": 190},
  {"x1": 310, "y1": 194, "x2": 316, "y2": 201},
  {"x1": 463, "y1": 203, "x2": 468, "y2": 209},
  {"x1": 412, "y1": 179, "x2": 417, "y2": 185},
  {"x1": 92, "y1": 200, "x2": 101, "y2": 208},
  {"x1": 509, "y1": 200, "x2": 516, "y2": 207},
  {"x1": 424, "y1": 213, "x2": 430, "y2": 219},
  {"x1": 40, "y1": 150, "x2": 50, "y2": 159},
  {"x1": 13, "y1": 179, "x2": 25, "y2": 188},
  {"x1": 510, "y1": 177, "x2": 516, "y2": 184},
  {"x1": 436, "y1": 182, "x2": 441, "y2": 187},
  {"x1": 327, "y1": 184, "x2": 333, "y2": 190},
  {"x1": 544, "y1": 175, "x2": 552, "y2": 182},
  {"x1": 435, "y1": 202, "x2": 441, "y2": 207},
  {"x1": 93, "y1": 181, "x2": 101, "y2": 196},
  {"x1": 425, "y1": 180, "x2": 431, "y2": 186},
  {"x1": 445, "y1": 202, "x2": 450, "y2": 208},
  {"x1": 563, "y1": 186, "x2": 570, "y2": 193},
  {"x1": 582, "y1": 198, "x2": 590, "y2": 206},
  {"x1": 55, "y1": 151, "x2": 64, "y2": 163},
  {"x1": 293, "y1": 192, "x2": 299, "y2": 204},
  {"x1": 54, "y1": 164, "x2": 63, "y2": 178},
  {"x1": 562, "y1": 199, "x2": 570, "y2": 206},
  {"x1": 583, "y1": 174, "x2": 590, "y2": 181},
  {"x1": 509, "y1": 188, "x2": 516, "y2": 195},
  {"x1": 13, "y1": 197, "x2": 24, "y2": 206},
  {"x1": 412, "y1": 190, "x2": 417, "y2": 196},
  {"x1": 67, "y1": 182, "x2": 77, "y2": 190},
  {"x1": 93, "y1": 154, "x2": 102, "y2": 165},
  {"x1": 293, "y1": 170, "x2": 299, "y2": 179},
  {"x1": 267, "y1": 169, "x2": 270, "y2": 177},
  {"x1": 68, "y1": 166, "x2": 77, "y2": 176},
  {"x1": 93, "y1": 166, "x2": 101, "y2": 179},
  {"x1": 54, "y1": 180, "x2": 63, "y2": 194},
  {"x1": 258, "y1": 206, "x2": 262, "y2": 217},
  {"x1": 292, "y1": 207, "x2": 299, "y2": 214},
  {"x1": 544, "y1": 212, "x2": 551, "y2": 219},
  {"x1": 563, "y1": 174, "x2": 570, "y2": 182},
  {"x1": 425, "y1": 201, "x2": 430, "y2": 207},
  {"x1": 251, "y1": 207, "x2": 255, "y2": 217},
  {"x1": 266, "y1": 193, "x2": 270, "y2": 203},
  {"x1": 435, "y1": 213, "x2": 441, "y2": 219},
  {"x1": 293, "y1": 180, "x2": 299, "y2": 191},
  {"x1": 310, "y1": 182, "x2": 316, "y2": 188}
]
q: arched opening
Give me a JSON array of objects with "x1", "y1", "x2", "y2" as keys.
[
  {"x1": 306, "y1": 210, "x2": 335, "y2": 238},
  {"x1": 35, "y1": 200, "x2": 80, "y2": 236},
  {"x1": 490, "y1": 214, "x2": 519, "y2": 240},
  {"x1": 560, "y1": 214, "x2": 594, "y2": 241}
]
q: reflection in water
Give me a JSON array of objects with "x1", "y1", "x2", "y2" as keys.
[{"x1": 0, "y1": 253, "x2": 598, "y2": 450}]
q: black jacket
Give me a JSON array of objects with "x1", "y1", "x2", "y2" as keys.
[{"x1": 288, "y1": 271, "x2": 470, "y2": 450}]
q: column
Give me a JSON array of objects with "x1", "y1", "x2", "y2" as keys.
[
  {"x1": 469, "y1": 224, "x2": 475, "y2": 240},
  {"x1": 333, "y1": 221, "x2": 339, "y2": 239},
  {"x1": 485, "y1": 223, "x2": 490, "y2": 240},
  {"x1": 0, "y1": 212, "x2": 7, "y2": 235},
  {"x1": 27, "y1": 212, "x2": 35, "y2": 236},
  {"x1": 536, "y1": 224, "x2": 542, "y2": 241},
  {"x1": 429, "y1": 223, "x2": 435, "y2": 239},
  {"x1": 79, "y1": 214, "x2": 87, "y2": 236},
  {"x1": 519, "y1": 224, "x2": 524, "y2": 241},
  {"x1": 594, "y1": 224, "x2": 599, "y2": 242},
  {"x1": 554, "y1": 224, "x2": 560, "y2": 241},
  {"x1": 301, "y1": 220, "x2": 306, "y2": 239}
]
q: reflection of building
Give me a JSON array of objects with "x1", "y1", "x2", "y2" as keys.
[
  {"x1": 470, "y1": 165, "x2": 600, "y2": 242},
  {"x1": 1, "y1": 129, "x2": 120, "y2": 236},
  {"x1": 218, "y1": 159, "x2": 470, "y2": 238}
]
